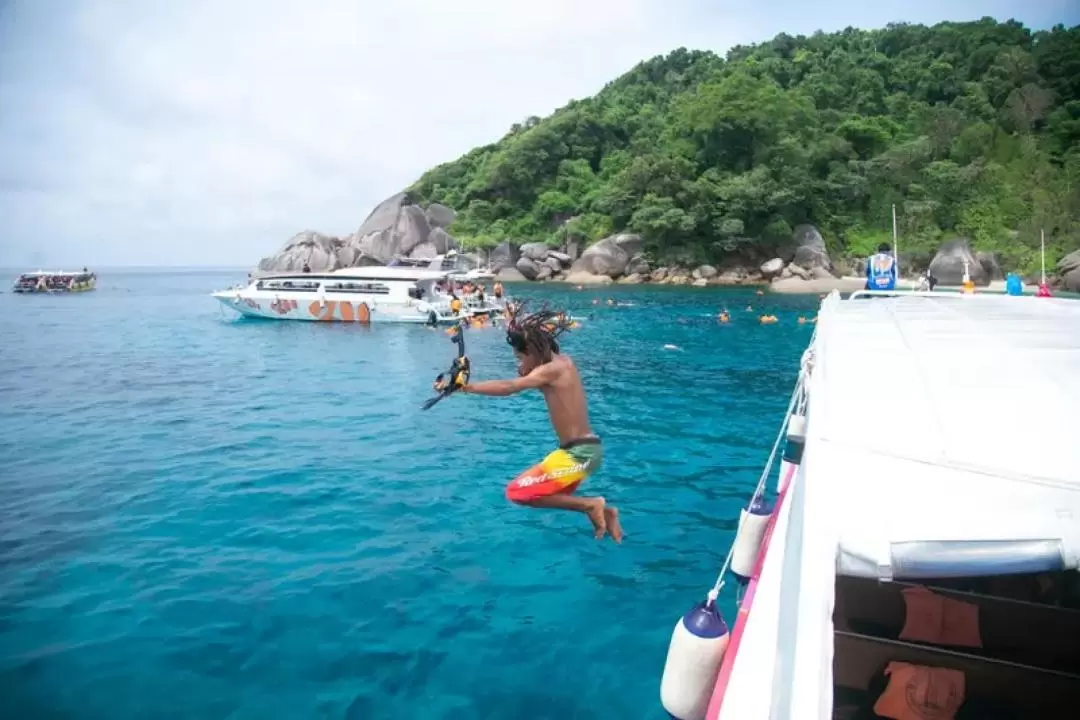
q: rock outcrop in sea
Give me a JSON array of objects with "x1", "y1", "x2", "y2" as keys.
[
  {"x1": 756, "y1": 225, "x2": 844, "y2": 292},
  {"x1": 927, "y1": 238, "x2": 992, "y2": 286},
  {"x1": 1057, "y1": 249, "x2": 1080, "y2": 292},
  {"x1": 256, "y1": 193, "x2": 463, "y2": 275},
  {"x1": 492, "y1": 232, "x2": 760, "y2": 286},
  {"x1": 486, "y1": 224, "x2": 846, "y2": 288}
]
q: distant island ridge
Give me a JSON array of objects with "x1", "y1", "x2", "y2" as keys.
[{"x1": 254, "y1": 18, "x2": 1080, "y2": 293}]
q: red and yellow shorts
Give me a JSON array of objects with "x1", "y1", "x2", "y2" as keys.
[{"x1": 505, "y1": 438, "x2": 603, "y2": 504}]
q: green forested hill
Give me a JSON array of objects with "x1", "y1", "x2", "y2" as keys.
[{"x1": 411, "y1": 18, "x2": 1080, "y2": 274}]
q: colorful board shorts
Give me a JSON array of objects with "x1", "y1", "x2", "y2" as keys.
[{"x1": 505, "y1": 437, "x2": 603, "y2": 503}]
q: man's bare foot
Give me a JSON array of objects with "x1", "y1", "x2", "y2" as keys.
[
  {"x1": 603, "y1": 506, "x2": 624, "y2": 543},
  {"x1": 585, "y1": 497, "x2": 607, "y2": 540}
]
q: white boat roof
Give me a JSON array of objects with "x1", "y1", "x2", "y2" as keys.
[
  {"x1": 18, "y1": 270, "x2": 89, "y2": 277},
  {"x1": 811, "y1": 291, "x2": 1080, "y2": 576},
  {"x1": 259, "y1": 266, "x2": 451, "y2": 281},
  {"x1": 329, "y1": 266, "x2": 450, "y2": 280},
  {"x1": 717, "y1": 290, "x2": 1080, "y2": 720}
]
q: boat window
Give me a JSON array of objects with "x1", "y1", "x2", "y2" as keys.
[
  {"x1": 261, "y1": 279, "x2": 321, "y2": 292},
  {"x1": 322, "y1": 282, "x2": 391, "y2": 294}
]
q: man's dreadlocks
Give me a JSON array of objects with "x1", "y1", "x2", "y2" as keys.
[{"x1": 505, "y1": 301, "x2": 575, "y2": 364}]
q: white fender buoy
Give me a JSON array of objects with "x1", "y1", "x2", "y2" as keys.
[
  {"x1": 730, "y1": 495, "x2": 771, "y2": 583},
  {"x1": 782, "y1": 412, "x2": 806, "y2": 466},
  {"x1": 660, "y1": 599, "x2": 730, "y2": 720},
  {"x1": 787, "y1": 413, "x2": 806, "y2": 442}
]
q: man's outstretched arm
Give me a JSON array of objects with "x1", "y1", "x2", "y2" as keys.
[{"x1": 463, "y1": 364, "x2": 555, "y2": 397}]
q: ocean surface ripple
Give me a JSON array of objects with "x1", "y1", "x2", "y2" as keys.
[{"x1": 0, "y1": 270, "x2": 819, "y2": 719}]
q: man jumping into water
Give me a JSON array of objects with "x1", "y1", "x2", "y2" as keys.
[{"x1": 462, "y1": 307, "x2": 623, "y2": 542}]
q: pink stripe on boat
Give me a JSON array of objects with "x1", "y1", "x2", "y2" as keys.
[{"x1": 705, "y1": 461, "x2": 797, "y2": 719}]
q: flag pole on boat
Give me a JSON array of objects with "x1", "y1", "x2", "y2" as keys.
[
  {"x1": 1041, "y1": 228, "x2": 1046, "y2": 285},
  {"x1": 892, "y1": 203, "x2": 900, "y2": 286}
]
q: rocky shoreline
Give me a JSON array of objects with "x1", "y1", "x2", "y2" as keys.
[{"x1": 252, "y1": 191, "x2": 1080, "y2": 294}]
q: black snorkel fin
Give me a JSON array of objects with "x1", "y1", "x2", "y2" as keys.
[{"x1": 421, "y1": 327, "x2": 470, "y2": 410}]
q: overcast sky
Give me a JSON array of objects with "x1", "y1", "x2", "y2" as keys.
[{"x1": 0, "y1": 0, "x2": 1076, "y2": 268}]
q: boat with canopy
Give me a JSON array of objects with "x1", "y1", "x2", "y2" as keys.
[{"x1": 13, "y1": 270, "x2": 96, "y2": 293}]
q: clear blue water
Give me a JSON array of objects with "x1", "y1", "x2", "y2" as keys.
[{"x1": 0, "y1": 270, "x2": 819, "y2": 719}]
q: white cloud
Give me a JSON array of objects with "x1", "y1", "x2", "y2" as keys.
[{"x1": 0, "y1": 0, "x2": 1072, "y2": 266}]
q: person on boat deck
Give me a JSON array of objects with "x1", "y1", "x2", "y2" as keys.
[
  {"x1": 302, "y1": 261, "x2": 311, "y2": 274},
  {"x1": 493, "y1": 281, "x2": 504, "y2": 299},
  {"x1": 449, "y1": 294, "x2": 462, "y2": 315},
  {"x1": 866, "y1": 243, "x2": 897, "y2": 291},
  {"x1": 462, "y1": 307, "x2": 623, "y2": 542},
  {"x1": 476, "y1": 284, "x2": 486, "y2": 305}
]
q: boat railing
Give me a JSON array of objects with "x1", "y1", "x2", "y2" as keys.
[{"x1": 847, "y1": 289, "x2": 1003, "y2": 301}]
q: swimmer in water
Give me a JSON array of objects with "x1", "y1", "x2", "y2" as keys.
[{"x1": 462, "y1": 305, "x2": 623, "y2": 542}]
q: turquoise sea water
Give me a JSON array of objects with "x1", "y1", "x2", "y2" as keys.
[{"x1": 0, "y1": 270, "x2": 819, "y2": 719}]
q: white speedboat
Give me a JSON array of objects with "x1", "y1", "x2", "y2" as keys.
[
  {"x1": 455, "y1": 266, "x2": 497, "y2": 282},
  {"x1": 388, "y1": 251, "x2": 497, "y2": 283},
  {"x1": 660, "y1": 289, "x2": 1080, "y2": 720},
  {"x1": 212, "y1": 266, "x2": 500, "y2": 324}
]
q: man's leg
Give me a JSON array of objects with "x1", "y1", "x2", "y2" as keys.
[
  {"x1": 519, "y1": 493, "x2": 609, "y2": 539},
  {"x1": 506, "y1": 451, "x2": 623, "y2": 542},
  {"x1": 521, "y1": 494, "x2": 623, "y2": 542}
]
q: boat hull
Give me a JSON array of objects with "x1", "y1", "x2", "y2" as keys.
[
  {"x1": 13, "y1": 277, "x2": 96, "y2": 293},
  {"x1": 212, "y1": 290, "x2": 476, "y2": 324}
]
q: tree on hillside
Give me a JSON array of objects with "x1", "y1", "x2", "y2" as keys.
[{"x1": 411, "y1": 18, "x2": 1080, "y2": 273}]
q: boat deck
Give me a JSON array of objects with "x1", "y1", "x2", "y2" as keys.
[
  {"x1": 813, "y1": 292, "x2": 1080, "y2": 578},
  {"x1": 715, "y1": 291, "x2": 1080, "y2": 720}
]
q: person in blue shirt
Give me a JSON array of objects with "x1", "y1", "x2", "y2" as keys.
[
  {"x1": 1005, "y1": 273, "x2": 1023, "y2": 296},
  {"x1": 866, "y1": 243, "x2": 897, "y2": 291}
]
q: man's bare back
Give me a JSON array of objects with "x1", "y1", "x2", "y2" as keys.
[{"x1": 531, "y1": 354, "x2": 593, "y2": 446}]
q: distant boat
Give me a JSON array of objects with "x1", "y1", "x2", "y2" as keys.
[{"x1": 13, "y1": 270, "x2": 96, "y2": 294}]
